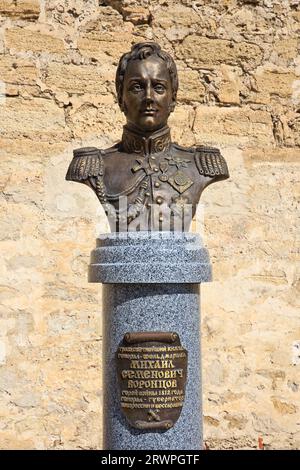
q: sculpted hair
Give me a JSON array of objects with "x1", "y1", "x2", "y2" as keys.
[{"x1": 116, "y1": 42, "x2": 178, "y2": 111}]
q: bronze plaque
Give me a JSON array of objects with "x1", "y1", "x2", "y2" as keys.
[{"x1": 116, "y1": 331, "x2": 188, "y2": 431}]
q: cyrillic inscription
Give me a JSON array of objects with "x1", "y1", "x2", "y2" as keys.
[{"x1": 116, "y1": 332, "x2": 188, "y2": 430}]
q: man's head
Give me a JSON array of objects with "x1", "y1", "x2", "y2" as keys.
[{"x1": 116, "y1": 42, "x2": 178, "y2": 132}]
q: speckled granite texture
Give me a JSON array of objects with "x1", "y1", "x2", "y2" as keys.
[
  {"x1": 89, "y1": 231, "x2": 212, "y2": 283},
  {"x1": 90, "y1": 232, "x2": 211, "y2": 450}
]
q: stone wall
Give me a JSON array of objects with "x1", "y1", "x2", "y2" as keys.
[{"x1": 0, "y1": 0, "x2": 299, "y2": 450}]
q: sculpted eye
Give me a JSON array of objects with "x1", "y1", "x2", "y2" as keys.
[
  {"x1": 154, "y1": 84, "x2": 166, "y2": 93},
  {"x1": 130, "y1": 83, "x2": 143, "y2": 92}
]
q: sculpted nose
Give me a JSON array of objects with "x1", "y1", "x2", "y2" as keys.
[{"x1": 145, "y1": 83, "x2": 154, "y2": 103}]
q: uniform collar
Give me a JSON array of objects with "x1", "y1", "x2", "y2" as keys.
[{"x1": 121, "y1": 125, "x2": 171, "y2": 156}]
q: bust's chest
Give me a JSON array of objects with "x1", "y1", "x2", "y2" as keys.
[{"x1": 102, "y1": 147, "x2": 205, "y2": 206}]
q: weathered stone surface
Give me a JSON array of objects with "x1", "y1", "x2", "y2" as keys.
[
  {"x1": 272, "y1": 39, "x2": 299, "y2": 64},
  {"x1": 177, "y1": 35, "x2": 263, "y2": 69},
  {"x1": 253, "y1": 68, "x2": 297, "y2": 103},
  {"x1": 0, "y1": 56, "x2": 37, "y2": 85},
  {"x1": 0, "y1": 0, "x2": 40, "y2": 19},
  {"x1": 77, "y1": 10, "x2": 134, "y2": 61},
  {"x1": 5, "y1": 28, "x2": 66, "y2": 54},
  {"x1": 243, "y1": 147, "x2": 300, "y2": 163},
  {"x1": 0, "y1": 137, "x2": 67, "y2": 157},
  {"x1": 0, "y1": 0, "x2": 299, "y2": 452},
  {"x1": 119, "y1": 6, "x2": 151, "y2": 25},
  {"x1": 168, "y1": 105, "x2": 196, "y2": 146},
  {"x1": 193, "y1": 106, "x2": 274, "y2": 146},
  {"x1": 151, "y1": 4, "x2": 202, "y2": 30},
  {"x1": 0, "y1": 98, "x2": 70, "y2": 141},
  {"x1": 67, "y1": 100, "x2": 123, "y2": 141},
  {"x1": 77, "y1": 33, "x2": 133, "y2": 62},
  {"x1": 217, "y1": 65, "x2": 241, "y2": 105},
  {"x1": 177, "y1": 69, "x2": 205, "y2": 103},
  {"x1": 44, "y1": 64, "x2": 109, "y2": 94},
  {"x1": 271, "y1": 397, "x2": 298, "y2": 415}
]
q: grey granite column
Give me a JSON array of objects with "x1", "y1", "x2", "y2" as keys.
[{"x1": 89, "y1": 232, "x2": 211, "y2": 451}]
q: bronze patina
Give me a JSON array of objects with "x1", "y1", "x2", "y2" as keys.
[
  {"x1": 66, "y1": 42, "x2": 229, "y2": 231},
  {"x1": 116, "y1": 332, "x2": 188, "y2": 430}
]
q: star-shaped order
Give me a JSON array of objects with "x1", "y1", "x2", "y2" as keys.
[{"x1": 165, "y1": 155, "x2": 191, "y2": 169}]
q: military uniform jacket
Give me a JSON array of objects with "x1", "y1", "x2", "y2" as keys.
[{"x1": 66, "y1": 126, "x2": 229, "y2": 231}]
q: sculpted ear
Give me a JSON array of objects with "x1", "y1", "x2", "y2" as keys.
[
  {"x1": 120, "y1": 100, "x2": 128, "y2": 115},
  {"x1": 169, "y1": 101, "x2": 176, "y2": 113},
  {"x1": 118, "y1": 86, "x2": 126, "y2": 113}
]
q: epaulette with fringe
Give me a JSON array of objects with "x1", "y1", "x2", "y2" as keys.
[
  {"x1": 195, "y1": 146, "x2": 229, "y2": 179},
  {"x1": 66, "y1": 147, "x2": 103, "y2": 181}
]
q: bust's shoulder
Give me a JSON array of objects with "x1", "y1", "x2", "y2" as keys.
[
  {"x1": 171, "y1": 142, "x2": 229, "y2": 179},
  {"x1": 100, "y1": 142, "x2": 121, "y2": 158},
  {"x1": 171, "y1": 142, "x2": 220, "y2": 155},
  {"x1": 171, "y1": 142, "x2": 195, "y2": 155},
  {"x1": 194, "y1": 145, "x2": 229, "y2": 179},
  {"x1": 65, "y1": 143, "x2": 121, "y2": 182}
]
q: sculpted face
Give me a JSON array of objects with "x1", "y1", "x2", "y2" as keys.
[{"x1": 122, "y1": 55, "x2": 174, "y2": 133}]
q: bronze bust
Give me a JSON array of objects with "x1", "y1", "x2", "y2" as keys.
[{"x1": 66, "y1": 42, "x2": 229, "y2": 231}]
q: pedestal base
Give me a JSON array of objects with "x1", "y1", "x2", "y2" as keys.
[{"x1": 89, "y1": 232, "x2": 211, "y2": 450}]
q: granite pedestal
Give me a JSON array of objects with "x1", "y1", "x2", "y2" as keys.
[{"x1": 89, "y1": 231, "x2": 211, "y2": 450}]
